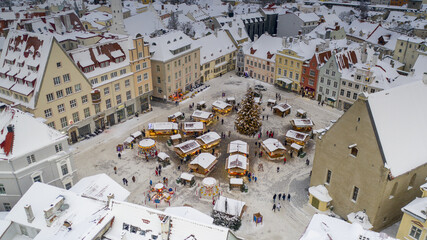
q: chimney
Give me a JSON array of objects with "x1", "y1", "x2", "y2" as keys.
[
  {"x1": 25, "y1": 204, "x2": 35, "y2": 223},
  {"x1": 64, "y1": 14, "x2": 72, "y2": 32},
  {"x1": 214, "y1": 28, "x2": 218, "y2": 37},
  {"x1": 54, "y1": 17, "x2": 63, "y2": 34},
  {"x1": 361, "y1": 42, "x2": 367, "y2": 64},
  {"x1": 254, "y1": 34, "x2": 258, "y2": 41},
  {"x1": 372, "y1": 52, "x2": 379, "y2": 66},
  {"x1": 238, "y1": 27, "x2": 242, "y2": 37},
  {"x1": 282, "y1": 37, "x2": 287, "y2": 48},
  {"x1": 7, "y1": 124, "x2": 14, "y2": 133},
  {"x1": 423, "y1": 72, "x2": 427, "y2": 85},
  {"x1": 107, "y1": 193, "x2": 115, "y2": 206}
]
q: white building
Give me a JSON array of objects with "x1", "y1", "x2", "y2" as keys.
[
  {"x1": 0, "y1": 106, "x2": 76, "y2": 211},
  {"x1": 277, "y1": 12, "x2": 320, "y2": 37}
]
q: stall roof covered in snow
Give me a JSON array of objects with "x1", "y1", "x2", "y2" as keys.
[
  {"x1": 197, "y1": 132, "x2": 221, "y2": 144},
  {"x1": 183, "y1": 122, "x2": 204, "y2": 130},
  {"x1": 212, "y1": 100, "x2": 232, "y2": 110},
  {"x1": 227, "y1": 154, "x2": 248, "y2": 170},
  {"x1": 213, "y1": 196, "x2": 245, "y2": 218},
  {"x1": 291, "y1": 119, "x2": 314, "y2": 127},
  {"x1": 175, "y1": 140, "x2": 200, "y2": 153},
  {"x1": 180, "y1": 172, "x2": 194, "y2": 181},
  {"x1": 158, "y1": 152, "x2": 170, "y2": 160},
  {"x1": 262, "y1": 138, "x2": 286, "y2": 152},
  {"x1": 0, "y1": 107, "x2": 66, "y2": 160},
  {"x1": 165, "y1": 207, "x2": 213, "y2": 225},
  {"x1": 228, "y1": 140, "x2": 249, "y2": 154},
  {"x1": 192, "y1": 110, "x2": 213, "y2": 119},
  {"x1": 273, "y1": 103, "x2": 292, "y2": 112},
  {"x1": 190, "y1": 153, "x2": 216, "y2": 169},
  {"x1": 367, "y1": 80, "x2": 427, "y2": 177},
  {"x1": 70, "y1": 173, "x2": 130, "y2": 202},
  {"x1": 300, "y1": 214, "x2": 396, "y2": 240},
  {"x1": 148, "y1": 122, "x2": 178, "y2": 130},
  {"x1": 286, "y1": 130, "x2": 309, "y2": 141}
]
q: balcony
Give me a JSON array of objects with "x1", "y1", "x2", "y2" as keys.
[{"x1": 91, "y1": 89, "x2": 101, "y2": 104}]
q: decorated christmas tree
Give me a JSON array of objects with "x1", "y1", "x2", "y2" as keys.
[{"x1": 234, "y1": 88, "x2": 262, "y2": 135}]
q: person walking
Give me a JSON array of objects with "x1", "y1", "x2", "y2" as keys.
[
  {"x1": 277, "y1": 202, "x2": 281, "y2": 211},
  {"x1": 282, "y1": 193, "x2": 286, "y2": 201},
  {"x1": 262, "y1": 115, "x2": 265, "y2": 120},
  {"x1": 118, "y1": 152, "x2": 121, "y2": 159},
  {"x1": 278, "y1": 193, "x2": 282, "y2": 200},
  {"x1": 221, "y1": 119, "x2": 224, "y2": 125},
  {"x1": 159, "y1": 169, "x2": 162, "y2": 176},
  {"x1": 114, "y1": 166, "x2": 117, "y2": 174},
  {"x1": 284, "y1": 157, "x2": 287, "y2": 164},
  {"x1": 254, "y1": 177, "x2": 257, "y2": 182},
  {"x1": 124, "y1": 178, "x2": 128, "y2": 186},
  {"x1": 132, "y1": 176, "x2": 136, "y2": 183},
  {"x1": 155, "y1": 170, "x2": 158, "y2": 176},
  {"x1": 287, "y1": 194, "x2": 291, "y2": 201},
  {"x1": 150, "y1": 180, "x2": 153, "y2": 186},
  {"x1": 277, "y1": 166, "x2": 280, "y2": 173},
  {"x1": 122, "y1": 178, "x2": 126, "y2": 185},
  {"x1": 272, "y1": 203, "x2": 276, "y2": 212},
  {"x1": 273, "y1": 194, "x2": 277, "y2": 202},
  {"x1": 306, "y1": 159, "x2": 310, "y2": 166}
]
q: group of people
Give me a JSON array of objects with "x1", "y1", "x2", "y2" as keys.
[
  {"x1": 272, "y1": 193, "x2": 291, "y2": 212},
  {"x1": 155, "y1": 165, "x2": 162, "y2": 176}
]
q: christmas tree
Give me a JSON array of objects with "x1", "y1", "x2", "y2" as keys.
[{"x1": 234, "y1": 88, "x2": 262, "y2": 135}]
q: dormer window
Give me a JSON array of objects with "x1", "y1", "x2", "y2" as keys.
[{"x1": 349, "y1": 144, "x2": 358, "y2": 157}]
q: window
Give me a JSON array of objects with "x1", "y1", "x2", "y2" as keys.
[
  {"x1": 125, "y1": 79, "x2": 130, "y2": 87},
  {"x1": 44, "y1": 108, "x2": 52, "y2": 118},
  {"x1": 75, "y1": 84, "x2": 81, "y2": 92},
  {"x1": 116, "y1": 95, "x2": 122, "y2": 104},
  {"x1": 138, "y1": 86, "x2": 143, "y2": 95},
  {"x1": 55, "y1": 143, "x2": 63, "y2": 152},
  {"x1": 65, "y1": 87, "x2": 73, "y2": 95},
  {"x1": 33, "y1": 175, "x2": 42, "y2": 183},
  {"x1": 352, "y1": 186, "x2": 359, "y2": 201},
  {"x1": 84, "y1": 108, "x2": 90, "y2": 118},
  {"x1": 283, "y1": 69, "x2": 287, "y2": 76},
  {"x1": 110, "y1": 72, "x2": 117, "y2": 78},
  {"x1": 63, "y1": 74, "x2": 70, "y2": 82},
  {"x1": 106, "y1": 99, "x2": 111, "y2": 109},
  {"x1": 289, "y1": 72, "x2": 293, "y2": 78},
  {"x1": 3, "y1": 203, "x2": 11, "y2": 211},
  {"x1": 0, "y1": 184, "x2": 5, "y2": 194},
  {"x1": 326, "y1": 89, "x2": 329, "y2": 94},
  {"x1": 126, "y1": 90, "x2": 131, "y2": 100},
  {"x1": 145, "y1": 84, "x2": 149, "y2": 92},
  {"x1": 295, "y1": 73, "x2": 299, "y2": 80},
  {"x1": 57, "y1": 104, "x2": 65, "y2": 113},
  {"x1": 353, "y1": 93, "x2": 358, "y2": 100},
  {"x1": 157, "y1": 65, "x2": 160, "y2": 72},
  {"x1": 53, "y1": 76, "x2": 61, "y2": 85},
  {"x1": 331, "y1": 71, "x2": 335, "y2": 76},
  {"x1": 370, "y1": 89, "x2": 375, "y2": 93},
  {"x1": 356, "y1": 75, "x2": 361, "y2": 80},
  {"x1": 320, "y1": 77, "x2": 324, "y2": 83},
  {"x1": 409, "y1": 226, "x2": 422, "y2": 239},
  {"x1": 115, "y1": 83, "x2": 120, "y2": 91},
  {"x1": 70, "y1": 99, "x2": 77, "y2": 108},
  {"x1": 309, "y1": 70, "x2": 315, "y2": 76},
  {"x1": 120, "y1": 69, "x2": 127, "y2": 75},
  {"x1": 101, "y1": 75, "x2": 108, "y2": 81},
  {"x1": 278, "y1": 68, "x2": 282, "y2": 75},
  {"x1": 47, "y1": 122, "x2": 55, "y2": 129},
  {"x1": 72, "y1": 112, "x2": 79, "y2": 123},
  {"x1": 355, "y1": 84, "x2": 359, "y2": 89},
  {"x1": 104, "y1": 87, "x2": 110, "y2": 95},
  {"x1": 342, "y1": 81, "x2": 346, "y2": 86},
  {"x1": 56, "y1": 90, "x2": 63, "y2": 99},
  {"x1": 46, "y1": 93, "x2": 54, "y2": 102},
  {"x1": 332, "y1": 91, "x2": 336, "y2": 97},
  {"x1": 27, "y1": 154, "x2": 36, "y2": 164},
  {"x1": 326, "y1": 170, "x2": 332, "y2": 184},
  {"x1": 60, "y1": 117, "x2": 68, "y2": 128},
  {"x1": 157, "y1": 77, "x2": 161, "y2": 83},
  {"x1": 65, "y1": 183, "x2": 72, "y2": 190},
  {"x1": 348, "y1": 82, "x2": 353, "y2": 87},
  {"x1": 137, "y1": 75, "x2": 142, "y2": 83},
  {"x1": 136, "y1": 64, "x2": 141, "y2": 71},
  {"x1": 61, "y1": 164, "x2": 69, "y2": 175},
  {"x1": 346, "y1": 91, "x2": 351, "y2": 98},
  {"x1": 333, "y1": 82, "x2": 338, "y2": 88},
  {"x1": 142, "y1": 62, "x2": 147, "y2": 69},
  {"x1": 95, "y1": 104, "x2": 100, "y2": 114},
  {"x1": 81, "y1": 95, "x2": 88, "y2": 104},
  {"x1": 326, "y1": 70, "x2": 329, "y2": 75},
  {"x1": 350, "y1": 146, "x2": 358, "y2": 157},
  {"x1": 327, "y1": 79, "x2": 331, "y2": 86}
]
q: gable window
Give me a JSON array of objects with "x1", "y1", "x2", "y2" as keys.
[
  {"x1": 409, "y1": 225, "x2": 422, "y2": 239},
  {"x1": 53, "y1": 76, "x2": 61, "y2": 86},
  {"x1": 63, "y1": 74, "x2": 70, "y2": 82},
  {"x1": 349, "y1": 144, "x2": 358, "y2": 157},
  {"x1": 3, "y1": 203, "x2": 11, "y2": 211},
  {"x1": 32, "y1": 174, "x2": 42, "y2": 183},
  {"x1": 61, "y1": 164, "x2": 69, "y2": 176},
  {"x1": 46, "y1": 93, "x2": 54, "y2": 102},
  {"x1": 0, "y1": 184, "x2": 5, "y2": 194},
  {"x1": 352, "y1": 186, "x2": 359, "y2": 202},
  {"x1": 56, "y1": 62, "x2": 62, "y2": 68},
  {"x1": 27, "y1": 154, "x2": 36, "y2": 164}
]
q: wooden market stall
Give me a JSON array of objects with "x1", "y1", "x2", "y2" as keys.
[
  {"x1": 212, "y1": 100, "x2": 232, "y2": 114},
  {"x1": 191, "y1": 110, "x2": 214, "y2": 125},
  {"x1": 290, "y1": 119, "x2": 314, "y2": 132},
  {"x1": 179, "y1": 172, "x2": 195, "y2": 187},
  {"x1": 174, "y1": 140, "x2": 201, "y2": 158},
  {"x1": 131, "y1": 131, "x2": 142, "y2": 140},
  {"x1": 226, "y1": 154, "x2": 249, "y2": 176},
  {"x1": 285, "y1": 130, "x2": 310, "y2": 146},
  {"x1": 267, "y1": 99, "x2": 276, "y2": 107},
  {"x1": 273, "y1": 103, "x2": 292, "y2": 117},
  {"x1": 168, "y1": 112, "x2": 185, "y2": 122},
  {"x1": 296, "y1": 109, "x2": 307, "y2": 119},
  {"x1": 123, "y1": 136, "x2": 135, "y2": 149},
  {"x1": 157, "y1": 152, "x2": 170, "y2": 163},
  {"x1": 230, "y1": 178, "x2": 244, "y2": 190},
  {"x1": 196, "y1": 132, "x2": 221, "y2": 149},
  {"x1": 148, "y1": 122, "x2": 179, "y2": 136},
  {"x1": 226, "y1": 97, "x2": 236, "y2": 105},
  {"x1": 181, "y1": 122, "x2": 206, "y2": 136},
  {"x1": 228, "y1": 140, "x2": 249, "y2": 156},
  {"x1": 290, "y1": 143, "x2": 304, "y2": 157},
  {"x1": 188, "y1": 153, "x2": 218, "y2": 175},
  {"x1": 196, "y1": 101, "x2": 206, "y2": 110},
  {"x1": 170, "y1": 134, "x2": 182, "y2": 145},
  {"x1": 261, "y1": 138, "x2": 286, "y2": 159}
]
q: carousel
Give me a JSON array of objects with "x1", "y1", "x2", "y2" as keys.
[
  {"x1": 138, "y1": 138, "x2": 157, "y2": 159},
  {"x1": 149, "y1": 183, "x2": 175, "y2": 205},
  {"x1": 199, "y1": 177, "x2": 220, "y2": 199}
]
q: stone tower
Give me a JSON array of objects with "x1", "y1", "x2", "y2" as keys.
[{"x1": 110, "y1": 0, "x2": 126, "y2": 35}]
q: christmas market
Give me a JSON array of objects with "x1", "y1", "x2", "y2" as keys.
[
  {"x1": 123, "y1": 136, "x2": 135, "y2": 148},
  {"x1": 212, "y1": 100, "x2": 232, "y2": 115},
  {"x1": 199, "y1": 177, "x2": 220, "y2": 198},
  {"x1": 290, "y1": 119, "x2": 314, "y2": 132},
  {"x1": 285, "y1": 130, "x2": 310, "y2": 146},
  {"x1": 261, "y1": 138, "x2": 286, "y2": 159},
  {"x1": 174, "y1": 140, "x2": 201, "y2": 158},
  {"x1": 196, "y1": 131, "x2": 221, "y2": 149},
  {"x1": 147, "y1": 122, "x2": 179, "y2": 136},
  {"x1": 191, "y1": 110, "x2": 214, "y2": 125},
  {"x1": 170, "y1": 133, "x2": 182, "y2": 145},
  {"x1": 226, "y1": 154, "x2": 249, "y2": 176},
  {"x1": 189, "y1": 153, "x2": 218, "y2": 175},
  {"x1": 181, "y1": 122, "x2": 206, "y2": 136},
  {"x1": 228, "y1": 140, "x2": 249, "y2": 156},
  {"x1": 149, "y1": 182, "x2": 174, "y2": 205},
  {"x1": 273, "y1": 103, "x2": 292, "y2": 117}
]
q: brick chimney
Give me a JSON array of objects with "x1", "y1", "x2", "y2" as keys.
[{"x1": 25, "y1": 204, "x2": 35, "y2": 223}]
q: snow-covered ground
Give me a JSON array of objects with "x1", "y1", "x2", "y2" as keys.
[{"x1": 72, "y1": 72, "x2": 346, "y2": 239}]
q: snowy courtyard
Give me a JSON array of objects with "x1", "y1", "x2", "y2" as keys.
[{"x1": 72, "y1": 72, "x2": 343, "y2": 239}]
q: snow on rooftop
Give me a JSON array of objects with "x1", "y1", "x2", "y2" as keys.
[
  {"x1": 190, "y1": 153, "x2": 216, "y2": 169},
  {"x1": 243, "y1": 34, "x2": 282, "y2": 62},
  {"x1": 192, "y1": 110, "x2": 213, "y2": 119},
  {"x1": 158, "y1": 152, "x2": 170, "y2": 160},
  {"x1": 227, "y1": 154, "x2": 248, "y2": 170},
  {"x1": 213, "y1": 196, "x2": 245, "y2": 218},
  {"x1": 308, "y1": 185, "x2": 332, "y2": 202},
  {"x1": 197, "y1": 131, "x2": 221, "y2": 144},
  {"x1": 0, "y1": 107, "x2": 66, "y2": 159},
  {"x1": 148, "y1": 122, "x2": 178, "y2": 131},
  {"x1": 147, "y1": 31, "x2": 199, "y2": 62},
  {"x1": 70, "y1": 173, "x2": 130, "y2": 202},
  {"x1": 402, "y1": 197, "x2": 427, "y2": 222},
  {"x1": 228, "y1": 140, "x2": 249, "y2": 154},
  {"x1": 262, "y1": 138, "x2": 286, "y2": 152},
  {"x1": 124, "y1": 8, "x2": 164, "y2": 37},
  {"x1": 368, "y1": 80, "x2": 427, "y2": 177},
  {"x1": 347, "y1": 211, "x2": 373, "y2": 230},
  {"x1": 183, "y1": 122, "x2": 204, "y2": 130},
  {"x1": 175, "y1": 140, "x2": 200, "y2": 153},
  {"x1": 298, "y1": 12, "x2": 320, "y2": 22},
  {"x1": 194, "y1": 30, "x2": 236, "y2": 65},
  {"x1": 164, "y1": 207, "x2": 213, "y2": 225}
]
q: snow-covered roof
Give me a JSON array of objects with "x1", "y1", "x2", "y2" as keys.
[
  {"x1": 192, "y1": 110, "x2": 213, "y2": 119},
  {"x1": 179, "y1": 172, "x2": 194, "y2": 181},
  {"x1": 197, "y1": 131, "x2": 221, "y2": 144},
  {"x1": 230, "y1": 178, "x2": 243, "y2": 185},
  {"x1": 183, "y1": 122, "x2": 204, "y2": 130},
  {"x1": 286, "y1": 130, "x2": 309, "y2": 141},
  {"x1": 228, "y1": 140, "x2": 249, "y2": 154},
  {"x1": 291, "y1": 119, "x2": 314, "y2": 127},
  {"x1": 175, "y1": 140, "x2": 200, "y2": 153},
  {"x1": 70, "y1": 173, "x2": 130, "y2": 202},
  {"x1": 347, "y1": 211, "x2": 373, "y2": 230},
  {"x1": 158, "y1": 152, "x2": 170, "y2": 160},
  {"x1": 0, "y1": 107, "x2": 66, "y2": 160},
  {"x1": 213, "y1": 196, "x2": 245, "y2": 217},
  {"x1": 273, "y1": 103, "x2": 291, "y2": 112},
  {"x1": 308, "y1": 185, "x2": 332, "y2": 202},
  {"x1": 411, "y1": 55, "x2": 427, "y2": 81},
  {"x1": 169, "y1": 111, "x2": 183, "y2": 119},
  {"x1": 124, "y1": 8, "x2": 164, "y2": 37},
  {"x1": 227, "y1": 154, "x2": 248, "y2": 170},
  {"x1": 297, "y1": 12, "x2": 320, "y2": 22},
  {"x1": 401, "y1": 197, "x2": 427, "y2": 222},
  {"x1": 170, "y1": 133, "x2": 182, "y2": 140},
  {"x1": 300, "y1": 214, "x2": 396, "y2": 240},
  {"x1": 164, "y1": 207, "x2": 213, "y2": 225},
  {"x1": 148, "y1": 122, "x2": 179, "y2": 131},
  {"x1": 147, "y1": 31, "x2": 199, "y2": 62},
  {"x1": 345, "y1": 20, "x2": 399, "y2": 51},
  {"x1": 190, "y1": 153, "x2": 217, "y2": 169},
  {"x1": 262, "y1": 138, "x2": 286, "y2": 152},
  {"x1": 368, "y1": 80, "x2": 427, "y2": 177},
  {"x1": 243, "y1": 34, "x2": 282, "y2": 62},
  {"x1": 212, "y1": 100, "x2": 232, "y2": 110},
  {"x1": 195, "y1": 30, "x2": 236, "y2": 65},
  {"x1": 131, "y1": 131, "x2": 141, "y2": 138},
  {"x1": 138, "y1": 138, "x2": 156, "y2": 148}
]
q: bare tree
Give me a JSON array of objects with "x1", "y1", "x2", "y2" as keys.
[
  {"x1": 168, "y1": 12, "x2": 179, "y2": 30},
  {"x1": 180, "y1": 22, "x2": 194, "y2": 37},
  {"x1": 359, "y1": 0, "x2": 368, "y2": 20}
]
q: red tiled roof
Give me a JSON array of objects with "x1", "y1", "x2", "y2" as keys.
[{"x1": 0, "y1": 131, "x2": 14, "y2": 156}]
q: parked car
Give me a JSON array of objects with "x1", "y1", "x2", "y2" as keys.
[{"x1": 254, "y1": 85, "x2": 267, "y2": 91}]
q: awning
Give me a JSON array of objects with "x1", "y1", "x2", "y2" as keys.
[
  {"x1": 327, "y1": 97, "x2": 336, "y2": 102},
  {"x1": 277, "y1": 78, "x2": 293, "y2": 84}
]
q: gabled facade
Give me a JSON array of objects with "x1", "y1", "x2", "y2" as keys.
[
  {"x1": 393, "y1": 36, "x2": 427, "y2": 72},
  {"x1": 301, "y1": 50, "x2": 331, "y2": 99},
  {"x1": 275, "y1": 48, "x2": 304, "y2": 93}
]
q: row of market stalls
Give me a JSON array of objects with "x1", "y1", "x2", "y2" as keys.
[{"x1": 225, "y1": 140, "x2": 249, "y2": 177}]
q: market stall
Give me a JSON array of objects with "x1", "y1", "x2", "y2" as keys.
[
  {"x1": 226, "y1": 154, "x2": 249, "y2": 176},
  {"x1": 228, "y1": 140, "x2": 249, "y2": 156},
  {"x1": 157, "y1": 152, "x2": 170, "y2": 163},
  {"x1": 148, "y1": 122, "x2": 179, "y2": 136},
  {"x1": 273, "y1": 103, "x2": 292, "y2": 117},
  {"x1": 196, "y1": 132, "x2": 221, "y2": 149},
  {"x1": 131, "y1": 131, "x2": 142, "y2": 140},
  {"x1": 230, "y1": 178, "x2": 244, "y2": 190},
  {"x1": 290, "y1": 143, "x2": 303, "y2": 157},
  {"x1": 285, "y1": 130, "x2": 310, "y2": 146},
  {"x1": 196, "y1": 101, "x2": 206, "y2": 110},
  {"x1": 296, "y1": 109, "x2": 307, "y2": 119},
  {"x1": 178, "y1": 172, "x2": 195, "y2": 187},
  {"x1": 226, "y1": 97, "x2": 236, "y2": 105},
  {"x1": 123, "y1": 136, "x2": 135, "y2": 148},
  {"x1": 138, "y1": 139, "x2": 157, "y2": 159},
  {"x1": 181, "y1": 122, "x2": 206, "y2": 136},
  {"x1": 290, "y1": 119, "x2": 314, "y2": 132},
  {"x1": 170, "y1": 134, "x2": 182, "y2": 145},
  {"x1": 267, "y1": 99, "x2": 276, "y2": 107},
  {"x1": 212, "y1": 100, "x2": 232, "y2": 114},
  {"x1": 168, "y1": 112, "x2": 185, "y2": 122},
  {"x1": 174, "y1": 140, "x2": 201, "y2": 158},
  {"x1": 191, "y1": 110, "x2": 214, "y2": 125},
  {"x1": 188, "y1": 153, "x2": 218, "y2": 175},
  {"x1": 261, "y1": 138, "x2": 286, "y2": 159}
]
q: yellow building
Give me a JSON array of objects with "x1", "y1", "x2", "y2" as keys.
[
  {"x1": 396, "y1": 184, "x2": 427, "y2": 240},
  {"x1": 275, "y1": 47, "x2": 303, "y2": 93}
]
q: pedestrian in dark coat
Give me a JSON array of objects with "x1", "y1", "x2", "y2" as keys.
[
  {"x1": 132, "y1": 176, "x2": 136, "y2": 183},
  {"x1": 122, "y1": 178, "x2": 126, "y2": 185},
  {"x1": 282, "y1": 193, "x2": 286, "y2": 201},
  {"x1": 150, "y1": 180, "x2": 152, "y2": 186},
  {"x1": 288, "y1": 194, "x2": 291, "y2": 201},
  {"x1": 114, "y1": 166, "x2": 117, "y2": 174},
  {"x1": 273, "y1": 194, "x2": 277, "y2": 202},
  {"x1": 221, "y1": 119, "x2": 224, "y2": 125},
  {"x1": 277, "y1": 166, "x2": 280, "y2": 173},
  {"x1": 306, "y1": 159, "x2": 310, "y2": 166},
  {"x1": 278, "y1": 193, "x2": 282, "y2": 200},
  {"x1": 272, "y1": 203, "x2": 276, "y2": 212},
  {"x1": 118, "y1": 153, "x2": 121, "y2": 159}
]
